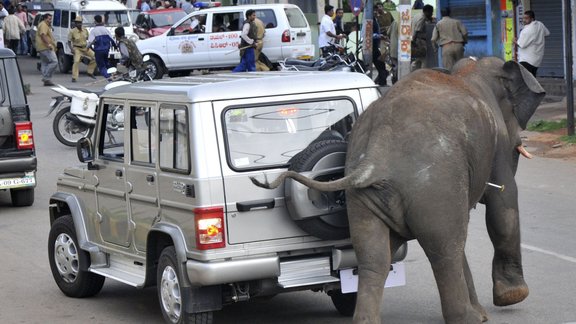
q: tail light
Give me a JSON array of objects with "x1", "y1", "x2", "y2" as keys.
[
  {"x1": 15, "y1": 121, "x2": 34, "y2": 150},
  {"x1": 281, "y1": 29, "x2": 290, "y2": 43},
  {"x1": 195, "y1": 207, "x2": 225, "y2": 250}
]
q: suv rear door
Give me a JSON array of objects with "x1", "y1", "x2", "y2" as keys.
[
  {"x1": 281, "y1": 6, "x2": 313, "y2": 58},
  {"x1": 214, "y1": 90, "x2": 363, "y2": 244}
]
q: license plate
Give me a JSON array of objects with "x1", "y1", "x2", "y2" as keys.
[
  {"x1": 339, "y1": 262, "x2": 406, "y2": 293},
  {"x1": 0, "y1": 174, "x2": 36, "y2": 189}
]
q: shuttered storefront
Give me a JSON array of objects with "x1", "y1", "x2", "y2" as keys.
[
  {"x1": 443, "y1": 0, "x2": 489, "y2": 57},
  {"x1": 530, "y1": 0, "x2": 564, "y2": 77}
]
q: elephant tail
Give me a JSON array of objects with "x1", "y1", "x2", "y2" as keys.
[{"x1": 250, "y1": 162, "x2": 376, "y2": 192}]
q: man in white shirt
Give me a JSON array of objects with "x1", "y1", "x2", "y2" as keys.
[
  {"x1": 318, "y1": 5, "x2": 344, "y2": 57},
  {"x1": 514, "y1": 10, "x2": 549, "y2": 77}
]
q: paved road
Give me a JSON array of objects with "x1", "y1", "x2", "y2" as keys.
[{"x1": 0, "y1": 55, "x2": 575, "y2": 323}]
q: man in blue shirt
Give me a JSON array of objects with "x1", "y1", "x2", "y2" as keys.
[{"x1": 87, "y1": 15, "x2": 116, "y2": 79}]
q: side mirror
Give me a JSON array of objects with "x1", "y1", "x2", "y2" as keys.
[
  {"x1": 142, "y1": 54, "x2": 150, "y2": 62},
  {"x1": 77, "y1": 137, "x2": 98, "y2": 169}
]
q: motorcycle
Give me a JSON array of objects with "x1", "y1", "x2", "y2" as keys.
[
  {"x1": 48, "y1": 58, "x2": 152, "y2": 147},
  {"x1": 279, "y1": 43, "x2": 366, "y2": 74}
]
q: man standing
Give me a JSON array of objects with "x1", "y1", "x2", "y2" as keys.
[
  {"x1": 411, "y1": 4, "x2": 435, "y2": 70},
  {"x1": 232, "y1": 9, "x2": 257, "y2": 72},
  {"x1": 140, "y1": 0, "x2": 151, "y2": 12},
  {"x1": 68, "y1": 16, "x2": 96, "y2": 82},
  {"x1": 35, "y1": 13, "x2": 57, "y2": 86},
  {"x1": 431, "y1": 8, "x2": 468, "y2": 70},
  {"x1": 374, "y1": 2, "x2": 393, "y2": 35},
  {"x1": 514, "y1": 10, "x2": 549, "y2": 77},
  {"x1": 15, "y1": 4, "x2": 28, "y2": 55},
  {"x1": 319, "y1": 5, "x2": 344, "y2": 57},
  {"x1": 372, "y1": 9, "x2": 388, "y2": 86},
  {"x1": 3, "y1": 7, "x2": 25, "y2": 54},
  {"x1": 87, "y1": 15, "x2": 115, "y2": 79}
]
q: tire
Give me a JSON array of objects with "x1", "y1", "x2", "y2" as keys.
[
  {"x1": 48, "y1": 215, "x2": 105, "y2": 297},
  {"x1": 287, "y1": 140, "x2": 350, "y2": 240},
  {"x1": 57, "y1": 48, "x2": 72, "y2": 74},
  {"x1": 53, "y1": 106, "x2": 94, "y2": 147},
  {"x1": 329, "y1": 290, "x2": 357, "y2": 316},
  {"x1": 145, "y1": 56, "x2": 164, "y2": 79},
  {"x1": 10, "y1": 188, "x2": 34, "y2": 207},
  {"x1": 157, "y1": 246, "x2": 213, "y2": 324}
]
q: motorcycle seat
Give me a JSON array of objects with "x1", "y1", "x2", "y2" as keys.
[{"x1": 283, "y1": 58, "x2": 323, "y2": 67}]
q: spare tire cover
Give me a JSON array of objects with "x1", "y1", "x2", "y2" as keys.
[{"x1": 285, "y1": 139, "x2": 350, "y2": 240}]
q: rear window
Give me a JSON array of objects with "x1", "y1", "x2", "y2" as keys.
[
  {"x1": 255, "y1": 9, "x2": 277, "y2": 29},
  {"x1": 284, "y1": 7, "x2": 308, "y2": 28},
  {"x1": 224, "y1": 99, "x2": 355, "y2": 171}
]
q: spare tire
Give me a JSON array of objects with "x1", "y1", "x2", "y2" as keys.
[{"x1": 286, "y1": 139, "x2": 350, "y2": 240}]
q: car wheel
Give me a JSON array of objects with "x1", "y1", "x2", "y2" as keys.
[
  {"x1": 157, "y1": 246, "x2": 214, "y2": 324},
  {"x1": 329, "y1": 290, "x2": 356, "y2": 316},
  {"x1": 53, "y1": 106, "x2": 94, "y2": 147},
  {"x1": 285, "y1": 139, "x2": 350, "y2": 240},
  {"x1": 57, "y1": 48, "x2": 72, "y2": 74},
  {"x1": 145, "y1": 56, "x2": 164, "y2": 79},
  {"x1": 48, "y1": 215, "x2": 105, "y2": 297},
  {"x1": 10, "y1": 188, "x2": 34, "y2": 207}
]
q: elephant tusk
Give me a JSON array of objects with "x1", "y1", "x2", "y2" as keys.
[{"x1": 517, "y1": 145, "x2": 533, "y2": 159}]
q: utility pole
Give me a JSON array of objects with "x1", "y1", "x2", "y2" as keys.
[
  {"x1": 362, "y1": 0, "x2": 374, "y2": 77},
  {"x1": 397, "y1": 0, "x2": 412, "y2": 80},
  {"x1": 564, "y1": 0, "x2": 574, "y2": 136}
]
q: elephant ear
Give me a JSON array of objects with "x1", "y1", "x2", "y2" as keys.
[{"x1": 502, "y1": 61, "x2": 546, "y2": 129}]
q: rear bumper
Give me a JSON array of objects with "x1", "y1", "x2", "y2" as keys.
[
  {"x1": 0, "y1": 155, "x2": 37, "y2": 173},
  {"x1": 185, "y1": 247, "x2": 357, "y2": 286},
  {"x1": 0, "y1": 156, "x2": 37, "y2": 190}
]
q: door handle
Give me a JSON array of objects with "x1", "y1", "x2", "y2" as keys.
[
  {"x1": 236, "y1": 199, "x2": 275, "y2": 212},
  {"x1": 146, "y1": 174, "x2": 155, "y2": 183},
  {"x1": 115, "y1": 169, "x2": 123, "y2": 177},
  {"x1": 198, "y1": 37, "x2": 204, "y2": 41}
]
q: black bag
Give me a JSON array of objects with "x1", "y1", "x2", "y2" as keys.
[
  {"x1": 258, "y1": 52, "x2": 273, "y2": 70},
  {"x1": 411, "y1": 38, "x2": 427, "y2": 58}
]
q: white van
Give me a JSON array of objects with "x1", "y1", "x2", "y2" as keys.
[
  {"x1": 137, "y1": 4, "x2": 315, "y2": 78},
  {"x1": 51, "y1": 0, "x2": 139, "y2": 73}
]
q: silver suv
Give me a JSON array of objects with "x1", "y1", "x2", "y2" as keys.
[{"x1": 48, "y1": 72, "x2": 406, "y2": 323}]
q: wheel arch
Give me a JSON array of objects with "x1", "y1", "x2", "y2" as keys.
[
  {"x1": 146, "y1": 223, "x2": 189, "y2": 287},
  {"x1": 49, "y1": 192, "x2": 92, "y2": 252}
]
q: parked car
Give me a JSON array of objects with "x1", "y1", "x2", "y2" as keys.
[
  {"x1": 133, "y1": 8, "x2": 187, "y2": 39},
  {"x1": 0, "y1": 49, "x2": 36, "y2": 207},
  {"x1": 48, "y1": 71, "x2": 407, "y2": 323},
  {"x1": 26, "y1": 2, "x2": 55, "y2": 57},
  {"x1": 138, "y1": 3, "x2": 315, "y2": 78}
]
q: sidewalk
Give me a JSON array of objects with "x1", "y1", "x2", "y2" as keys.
[{"x1": 532, "y1": 78, "x2": 575, "y2": 122}]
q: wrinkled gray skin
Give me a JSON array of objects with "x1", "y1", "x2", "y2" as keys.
[{"x1": 251, "y1": 58, "x2": 545, "y2": 324}]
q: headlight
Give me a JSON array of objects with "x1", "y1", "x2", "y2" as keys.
[{"x1": 128, "y1": 34, "x2": 139, "y2": 42}]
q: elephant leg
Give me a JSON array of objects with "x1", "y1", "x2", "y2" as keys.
[
  {"x1": 463, "y1": 253, "x2": 488, "y2": 322},
  {"x1": 484, "y1": 171, "x2": 528, "y2": 306},
  {"x1": 412, "y1": 205, "x2": 482, "y2": 324},
  {"x1": 347, "y1": 196, "x2": 392, "y2": 324}
]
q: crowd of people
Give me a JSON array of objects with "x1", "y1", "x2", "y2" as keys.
[{"x1": 316, "y1": 1, "x2": 549, "y2": 85}]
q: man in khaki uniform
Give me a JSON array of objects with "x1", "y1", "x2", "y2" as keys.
[
  {"x1": 35, "y1": 13, "x2": 57, "y2": 86},
  {"x1": 253, "y1": 17, "x2": 268, "y2": 71},
  {"x1": 68, "y1": 16, "x2": 96, "y2": 82},
  {"x1": 431, "y1": 8, "x2": 468, "y2": 70}
]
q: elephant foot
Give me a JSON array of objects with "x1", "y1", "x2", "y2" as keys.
[
  {"x1": 493, "y1": 280, "x2": 529, "y2": 306},
  {"x1": 472, "y1": 303, "x2": 489, "y2": 322}
]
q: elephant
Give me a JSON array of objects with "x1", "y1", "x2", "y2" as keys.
[{"x1": 251, "y1": 57, "x2": 546, "y2": 323}]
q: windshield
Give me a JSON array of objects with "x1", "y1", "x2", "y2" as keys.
[
  {"x1": 80, "y1": 11, "x2": 130, "y2": 27},
  {"x1": 150, "y1": 11, "x2": 186, "y2": 28}
]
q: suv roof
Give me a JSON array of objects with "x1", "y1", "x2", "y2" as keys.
[{"x1": 103, "y1": 72, "x2": 377, "y2": 102}]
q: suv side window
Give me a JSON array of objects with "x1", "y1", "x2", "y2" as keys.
[
  {"x1": 255, "y1": 9, "x2": 277, "y2": 29},
  {"x1": 159, "y1": 105, "x2": 189, "y2": 172},
  {"x1": 99, "y1": 102, "x2": 125, "y2": 161},
  {"x1": 130, "y1": 105, "x2": 156, "y2": 165},
  {"x1": 224, "y1": 99, "x2": 356, "y2": 171},
  {"x1": 61, "y1": 10, "x2": 69, "y2": 28},
  {"x1": 213, "y1": 12, "x2": 241, "y2": 32},
  {"x1": 53, "y1": 9, "x2": 61, "y2": 27}
]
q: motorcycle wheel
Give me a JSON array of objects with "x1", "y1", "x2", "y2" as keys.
[{"x1": 53, "y1": 106, "x2": 94, "y2": 147}]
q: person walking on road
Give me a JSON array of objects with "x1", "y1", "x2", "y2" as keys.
[
  {"x1": 253, "y1": 16, "x2": 269, "y2": 71},
  {"x1": 87, "y1": 15, "x2": 116, "y2": 79},
  {"x1": 232, "y1": 9, "x2": 257, "y2": 72},
  {"x1": 514, "y1": 10, "x2": 549, "y2": 77},
  {"x1": 35, "y1": 13, "x2": 57, "y2": 86},
  {"x1": 68, "y1": 16, "x2": 96, "y2": 82},
  {"x1": 411, "y1": 4, "x2": 435, "y2": 71},
  {"x1": 3, "y1": 7, "x2": 25, "y2": 54},
  {"x1": 115, "y1": 26, "x2": 144, "y2": 71},
  {"x1": 431, "y1": 8, "x2": 468, "y2": 70}
]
